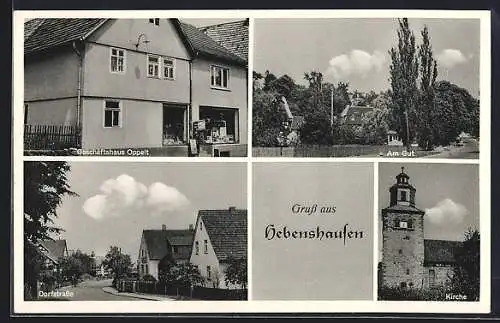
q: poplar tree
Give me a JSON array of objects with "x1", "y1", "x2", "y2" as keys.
[
  {"x1": 417, "y1": 25, "x2": 438, "y2": 150},
  {"x1": 389, "y1": 18, "x2": 419, "y2": 150}
]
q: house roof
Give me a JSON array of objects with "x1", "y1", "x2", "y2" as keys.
[
  {"x1": 199, "y1": 208, "x2": 247, "y2": 262},
  {"x1": 341, "y1": 105, "x2": 374, "y2": 125},
  {"x1": 142, "y1": 229, "x2": 194, "y2": 261},
  {"x1": 24, "y1": 18, "x2": 107, "y2": 55},
  {"x1": 424, "y1": 239, "x2": 463, "y2": 264},
  {"x1": 175, "y1": 20, "x2": 247, "y2": 66},
  {"x1": 382, "y1": 204, "x2": 425, "y2": 214},
  {"x1": 199, "y1": 20, "x2": 249, "y2": 61},
  {"x1": 24, "y1": 18, "x2": 246, "y2": 66},
  {"x1": 39, "y1": 239, "x2": 68, "y2": 260}
]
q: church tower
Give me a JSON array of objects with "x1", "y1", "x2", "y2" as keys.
[{"x1": 381, "y1": 167, "x2": 425, "y2": 289}]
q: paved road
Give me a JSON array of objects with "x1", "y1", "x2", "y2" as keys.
[
  {"x1": 60, "y1": 279, "x2": 141, "y2": 301},
  {"x1": 424, "y1": 138, "x2": 479, "y2": 159}
]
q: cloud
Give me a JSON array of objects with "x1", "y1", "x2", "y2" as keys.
[
  {"x1": 326, "y1": 49, "x2": 386, "y2": 80},
  {"x1": 425, "y1": 198, "x2": 468, "y2": 226},
  {"x1": 82, "y1": 174, "x2": 189, "y2": 220},
  {"x1": 436, "y1": 49, "x2": 468, "y2": 68}
]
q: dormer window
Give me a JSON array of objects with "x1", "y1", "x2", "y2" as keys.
[{"x1": 149, "y1": 18, "x2": 160, "y2": 26}]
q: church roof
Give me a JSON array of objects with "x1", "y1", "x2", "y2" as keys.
[{"x1": 424, "y1": 239, "x2": 463, "y2": 265}]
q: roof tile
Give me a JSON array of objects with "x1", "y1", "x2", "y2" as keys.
[{"x1": 200, "y1": 209, "x2": 247, "y2": 262}]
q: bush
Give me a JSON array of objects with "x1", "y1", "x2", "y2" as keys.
[
  {"x1": 140, "y1": 274, "x2": 157, "y2": 282},
  {"x1": 39, "y1": 272, "x2": 57, "y2": 292},
  {"x1": 378, "y1": 286, "x2": 457, "y2": 301}
]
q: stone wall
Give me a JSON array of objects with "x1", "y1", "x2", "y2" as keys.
[{"x1": 381, "y1": 211, "x2": 425, "y2": 288}]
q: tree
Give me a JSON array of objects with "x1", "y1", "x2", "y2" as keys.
[
  {"x1": 417, "y1": 25, "x2": 439, "y2": 150},
  {"x1": 451, "y1": 228, "x2": 480, "y2": 301},
  {"x1": 70, "y1": 250, "x2": 96, "y2": 276},
  {"x1": 389, "y1": 18, "x2": 419, "y2": 150},
  {"x1": 224, "y1": 257, "x2": 247, "y2": 289},
  {"x1": 252, "y1": 90, "x2": 285, "y2": 146},
  {"x1": 59, "y1": 255, "x2": 85, "y2": 283},
  {"x1": 24, "y1": 162, "x2": 77, "y2": 243},
  {"x1": 160, "y1": 262, "x2": 204, "y2": 287},
  {"x1": 433, "y1": 81, "x2": 480, "y2": 145},
  {"x1": 23, "y1": 161, "x2": 77, "y2": 299},
  {"x1": 102, "y1": 246, "x2": 132, "y2": 282}
]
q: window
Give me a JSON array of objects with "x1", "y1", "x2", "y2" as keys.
[
  {"x1": 110, "y1": 48, "x2": 125, "y2": 73},
  {"x1": 400, "y1": 190, "x2": 407, "y2": 201},
  {"x1": 199, "y1": 106, "x2": 238, "y2": 144},
  {"x1": 195, "y1": 241, "x2": 199, "y2": 255},
  {"x1": 407, "y1": 219, "x2": 413, "y2": 229},
  {"x1": 399, "y1": 221, "x2": 408, "y2": 229},
  {"x1": 145, "y1": 264, "x2": 149, "y2": 274},
  {"x1": 207, "y1": 266, "x2": 211, "y2": 280},
  {"x1": 200, "y1": 221, "x2": 203, "y2": 231},
  {"x1": 148, "y1": 55, "x2": 160, "y2": 78},
  {"x1": 104, "y1": 100, "x2": 121, "y2": 128},
  {"x1": 204, "y1": 240, "x2": 208, "y2": 254},
  {"x1": 398, "y1": 249, "x2": 403, "y2": 255},
  {"x1": 149, "y1": 18, "x2": 160, "y2": 26},
  {"x1": 406, "y1": 269, "x2": 410, "y2": 275},
  {"x1": 210, "y1": 65, "x2": 230, "y2": 89},
  {"x1": 163, "y1": 105, "x2": 186, "y2": 145},
  {"x1": 429, "y1": 269, "x2": 436, "y2": 287},
  {"x1": 163, "y1": 58, "x2": 175, "y2": 80},
  {"x1": 173, "y1": 246, "x2": 178, "y2": 253},
  {"x1": 24, "y1": 103, "x2": 28, "y2": 124},
  {"x1": 400, "y1": 282, "x2": 407, "y2": 288}
]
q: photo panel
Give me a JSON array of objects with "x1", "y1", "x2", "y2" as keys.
[
  {"x1": 23, "y1": 17, "x2": 249, "y2": 157},
  {"x1": 23, "y1": 161, "x2": 248, "y2": 301},
  {"x1": 377, "y1": 162, "x2": 480, "y2": 302},
  {"x1": 252, "y1": 162, "x2": 374, "y2": 300},
  {"x1": 252, "y1": 18, "x2": 480, "y2": 159}
]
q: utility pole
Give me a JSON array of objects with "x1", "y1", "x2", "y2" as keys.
[{"x1": 330, "y1": 85, "x2": 334, "y2": 138}]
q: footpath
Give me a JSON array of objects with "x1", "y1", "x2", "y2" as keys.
[{"x1": 102, "y1": 286, "x2": 176, "y2": 301}]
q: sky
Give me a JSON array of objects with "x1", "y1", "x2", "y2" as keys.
[
  {"x1": 49, "y1": 162, "x2": 247, "y2": 260},
  {"x1": 254, "y1": 18, "x2": 480, "y2": 97},
  {"x1": 378, "y1": 163, "x2": 479, "y2": 260},
  {"x1": 252, "y1": 163, "x2": 373, "y2": 300}
]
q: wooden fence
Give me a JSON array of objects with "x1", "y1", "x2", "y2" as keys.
[
  {"x1": 116, "y1": 279, "x2": 247, "y2": 300},
  {"x1": 24, "y1": 125, "x2": 81, "y2": 151},
  {"x1": 253, "y1": 145, "x2": 389, "y2": 157}
]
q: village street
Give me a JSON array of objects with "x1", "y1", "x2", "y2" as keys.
[
  {"x1": 425, "y1": 138, "x2": 480, "y2": 159},
  {"x1": 58, "y1": 279, "x2": 141, "y2": 301}
]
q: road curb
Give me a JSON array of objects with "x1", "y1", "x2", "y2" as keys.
[{"x1": 102, "y1": 287, "x2": 175, "y2": 301}]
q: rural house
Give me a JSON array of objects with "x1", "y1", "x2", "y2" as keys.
[
  {"x1": 137, "y1": 225, "x2": 194, "y2": 280},
  {"x1": 380, "y1": 168, "x2": 463, "y2": 290},
  {"x1": 35, "y1": 239, "x2": 69, "y2": 274},
  {"x1": 24, "y1": 18, "x2": 248, "y2": 156},
  {"x1": 189, "y1": 207, "x2": 247, "y2": 289}
]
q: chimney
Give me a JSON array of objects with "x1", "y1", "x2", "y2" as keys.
[
  {"x1": 189, "y1": 224, "x2": 194, "y2": 231},
  {"x1": 228, "y1": 206, "x2": 236, "y2": 212},
  {"x1": 161, "y1": 224, "x2": 166, "y2": 231}
]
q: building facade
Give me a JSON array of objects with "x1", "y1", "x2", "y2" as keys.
[
  {"x1": 380, "y1": 168, "x2": 461, "y2": 290},
  {"x1": 189, "y1": 207, "x2": 247, "y2": 289},
  {"x1": 24, "y1": 18, "x2": 248, "y2": 156},
  {"x1": 137, "y1": 225, "x2": 193, "y2": 280}
]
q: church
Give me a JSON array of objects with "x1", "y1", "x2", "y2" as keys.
[{"x1": 379, "y1": 167, "x2": 463, "y2": 290}]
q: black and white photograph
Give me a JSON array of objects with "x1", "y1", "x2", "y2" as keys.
[
  {"x1": 378, "y1": 163, "x2": 480, "y2": 301},
  {"x1": 23, "y1": 18, "x2": 249, "y2": 157},
  {"x1": 253, "y1": 18, "x2": 481, "y2": 158},
  {"x1": 23, "y1": 161, "x2": 247, "y2": 301}
]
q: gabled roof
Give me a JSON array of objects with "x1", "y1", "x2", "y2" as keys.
[
  {"x1": 142, "y1": 229, "x2": 194, "y2": 261},
  {"x1": 424, "y1": 239, "x2": 463, "y2": 265},
  {"x1": 341, "y1": 105, "x2": 374, "y2": 125},
  {"x1": 24, "y1": 18, "x2": 107, "y2": 55},
  {"x1": 199, "y1": 20, "x2": 249, "y2": 61},
  {"x1": 24, "y1": 18, "x2": 246, "y2": 67},
  {"x1": 199, "y1": 208, "x2": 247, "y2": 262},
  {"x1": 174, "y1": 20, "x2": 247, "y2": 66},
  {"x1": 39, "y1": 239, "x2": 68, "y2": 260}
]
